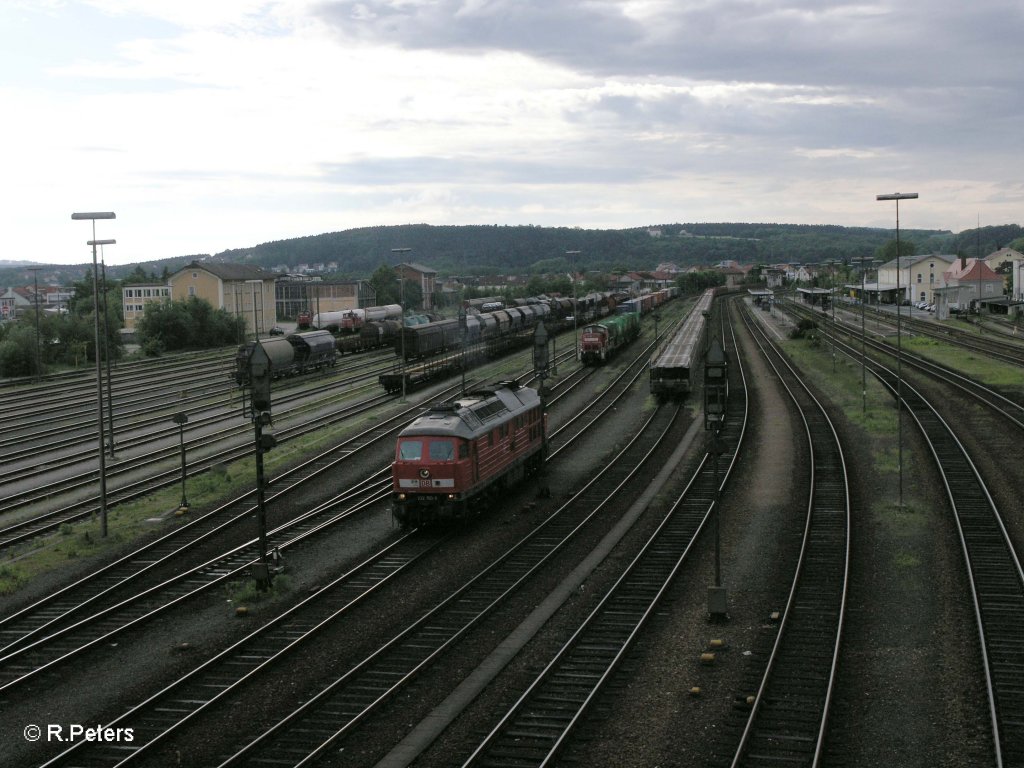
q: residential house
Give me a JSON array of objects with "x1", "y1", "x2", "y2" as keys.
[
  {"x1": 984, "y1": 247, "x2": 1024, "y2": 272},
  {"x1": 647, "y1": 270, "x2": 678, "y2": 289},
  {"x1": 985, "y1": 247, "x2": 1024, "y2": 303},
  {"x1": 44, "y1": 288, "x2": 74, "y2": 314},
  {"x1": 395, "y1": 262, "x2": 438, "y2": 311},
  {"x1": 793, "y1": 265, "x2": 819, "y2": 283},
  {"x1": 941, "y1": 258, "x2": 1003, "y2": 312},
  {"x1": 718, "y1": 266, "x2": 746, "y2": 288},
  {"x1": 0, "y1": 286, "x2": 33, "y2": 320},
  {"x1": 764, "y1": 268, "x2": 785, "y2": 289}
]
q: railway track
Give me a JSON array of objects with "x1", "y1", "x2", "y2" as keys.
[
  {"x1": 216, "y1": 420, "x2": 681, "y2": 766},
  {"x1": 784, "y1": 300, "x2": 1024, "y2": 429},
  {"x1": 0, "y1": 358, "x2": 403, "y2": 552},
  {"x1": 723, "y1": 300, "x2": 851, "y2": 767},
  {"x1": 462, "y1": 303, "x2": 750, "y2": 766},
  {"x1": 804, "y1": 308, "x2": 1024, "y2": 765},
  {"x1": 6, "y1": 303, "x2": 696, "y2": 765},
  {"x1": 0, "y1": 386, "x2": 465, "y2": 674},
  {"x1": 843, "y1": 302, "x2": 1024, "y2": 367},
  {"x1": 195, "y1": 336, "x2": 680, "y2": 766},
  {"x1": 37, "y1": 528, "x2": 451, "y2": 768},
  {"x1": 0, "y1": 351, "x2": 392, "y2": 470}
]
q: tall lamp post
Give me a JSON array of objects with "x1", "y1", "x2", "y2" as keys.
[
  {"x1": 98, "y1": 244, "x2": 116, "y2": 457},
  {"x1": 245, "y1": 279, "x2": 262, "y2": 341},
  {"x1": 392, "y1": 248, "x2": 412, "y2": 401},
  {"x1": 71, "y1": 211, "x2": 116, "y2": 538},
  {"x1": 27, "y1": 267, "x2": 43, "y2": 381},
  {"x1": 876, "y1": 192, "x2": 917, "y2": 511},
  {"x1": 823, "y1": 260, "x2": 838, "y2": 373},
  {"x1": 860, "y1": 256, "x2": 878, "y2": 414},
  {"x1": 566, "y1": 250, "x2": 581, "y2": 360}
]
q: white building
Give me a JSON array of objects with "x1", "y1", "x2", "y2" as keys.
[{"x1": 877, "y1": 254, "x2": 956, "y2": 305}]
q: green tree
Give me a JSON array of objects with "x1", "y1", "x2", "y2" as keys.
[
  {"x1": 136, "y1": 296, "x2": 244, "y2": 354},
  {"x1": 123, "y1": 265, "x2": 157, "y2": 284},
  {"x1": 676, "y1": 271, "x2": 726, "y2": 294},
  {"x1": 61, "y1": 270, "x2": 124, "y2": 364},
  {"x1": 874, "y1": 238, "x2": 917, "y2": 263},
  {"x1": 368, "y1": 265, "x2": 400, "y2": 306},
  {"x1": 0, "y1": 325, "x2": 36, "y2": 377}
]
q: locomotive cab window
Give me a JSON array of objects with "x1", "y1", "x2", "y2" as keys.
[
  {"x1": 398, "y1": 440, "x2": 423, "y2": 460},
  {"x1": 429, "y1": 439, "x2": 455, "y2": 462}
]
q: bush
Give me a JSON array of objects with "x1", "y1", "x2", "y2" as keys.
[
  {"x1": 136, "y1": 296, "x2": 244, "y2": 352},
  {"x1": 141, "y1": 338, "x2": 165, "y2": 357},
  {"x1": 789, "y1": 318, "x2": 819, "y2": 340}
]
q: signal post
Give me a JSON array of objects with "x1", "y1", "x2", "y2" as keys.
[{"x1": 246, "y1": 342, "x2": 278, "y2": 589}]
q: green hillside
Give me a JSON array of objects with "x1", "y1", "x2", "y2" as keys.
[
  {"x1": 7, "y1": 221, "x2": 1023, "y2": 286},
  {"x1": 212, "y1": 222, "x2": 961, "y2": 278}
]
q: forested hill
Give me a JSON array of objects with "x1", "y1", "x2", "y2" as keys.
[
  {"x1": 10, "y1": 221, "x2": 1024, "y2": 285},
  {"x1": 216, "y1": 222, "x2": 965, "y2": 277}
]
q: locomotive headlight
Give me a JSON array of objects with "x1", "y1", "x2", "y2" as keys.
[{"x1": 398, "y1": 493, "x2": 407, "y2": 501}]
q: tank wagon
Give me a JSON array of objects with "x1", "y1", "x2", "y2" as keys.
[
  {"x1": 579, "y1": 312, "x2": 640, "y2": 364},
  {"x1": 310, "y1": 310, "x2": 350, "y2": 332},
  {"x1": 391, "y1": 383, "x2": 546, "y2": 525},
  {"x1": 288, "y1": 330, "x2": 337, "y2": 371},
  {"x1": 649, "y1": 288, "x2": 715, "y2": 398},
  {"x1": 233, "y1": 330, "x2": 337, "y2": 385},
  {"x1": 463, "y1": 296, "x2": 504, "y2": 311},
  {"x1": 337, "y1": 303, "x2": 402, "y2": 333}
]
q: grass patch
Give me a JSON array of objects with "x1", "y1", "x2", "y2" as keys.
[
  {"x1": 780, "y1": 336, "x2": 898, "y2": 438},
  {"x1": 0, "y1": 563, "x2": 29, "y2": 595},
  {"x1": 225, "y1": 572, "x2": 293, "y2": 608},
  {"x1": 894, "y1": 552, "x2": 922, "y2": 569},
  {"x1": 902, "y1": 335, "x2": 1024, "y2": 389}
]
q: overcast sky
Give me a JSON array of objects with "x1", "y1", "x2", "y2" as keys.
[{"x1": 4, "y1": 0, "x2": 1022, "y2": 267}]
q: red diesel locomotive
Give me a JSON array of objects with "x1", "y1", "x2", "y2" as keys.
[{"x1": 391, "y1": 383, "x2": 546, "y2": 525}]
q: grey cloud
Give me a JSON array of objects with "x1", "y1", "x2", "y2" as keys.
[{"x1": 312, "y1": 0, "x2": 1024, "y2": 92}]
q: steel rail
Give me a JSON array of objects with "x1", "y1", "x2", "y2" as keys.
[
  {"x1": 212, "y1": 334, "x2": 679, "y2": 767},
  {"x1": 823, "y1": 318, "x2": 1023, "y2": 766},
  {"x1": 0, "y1": 387, "x2": 462, "y2": 655},
  {"x1": 0, "y1": 476, "x2": 393, "y2": 693},
  {"x1": 727, "y1": 299, "x2": 851, "y2": 768},
  {"x1": 463, "y1": 300, "x2": 750, "y2": 767}
]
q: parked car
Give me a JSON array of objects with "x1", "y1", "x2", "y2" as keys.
[{"x1": 269, "y1": 326, "x2": 285, "y2": 336}]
